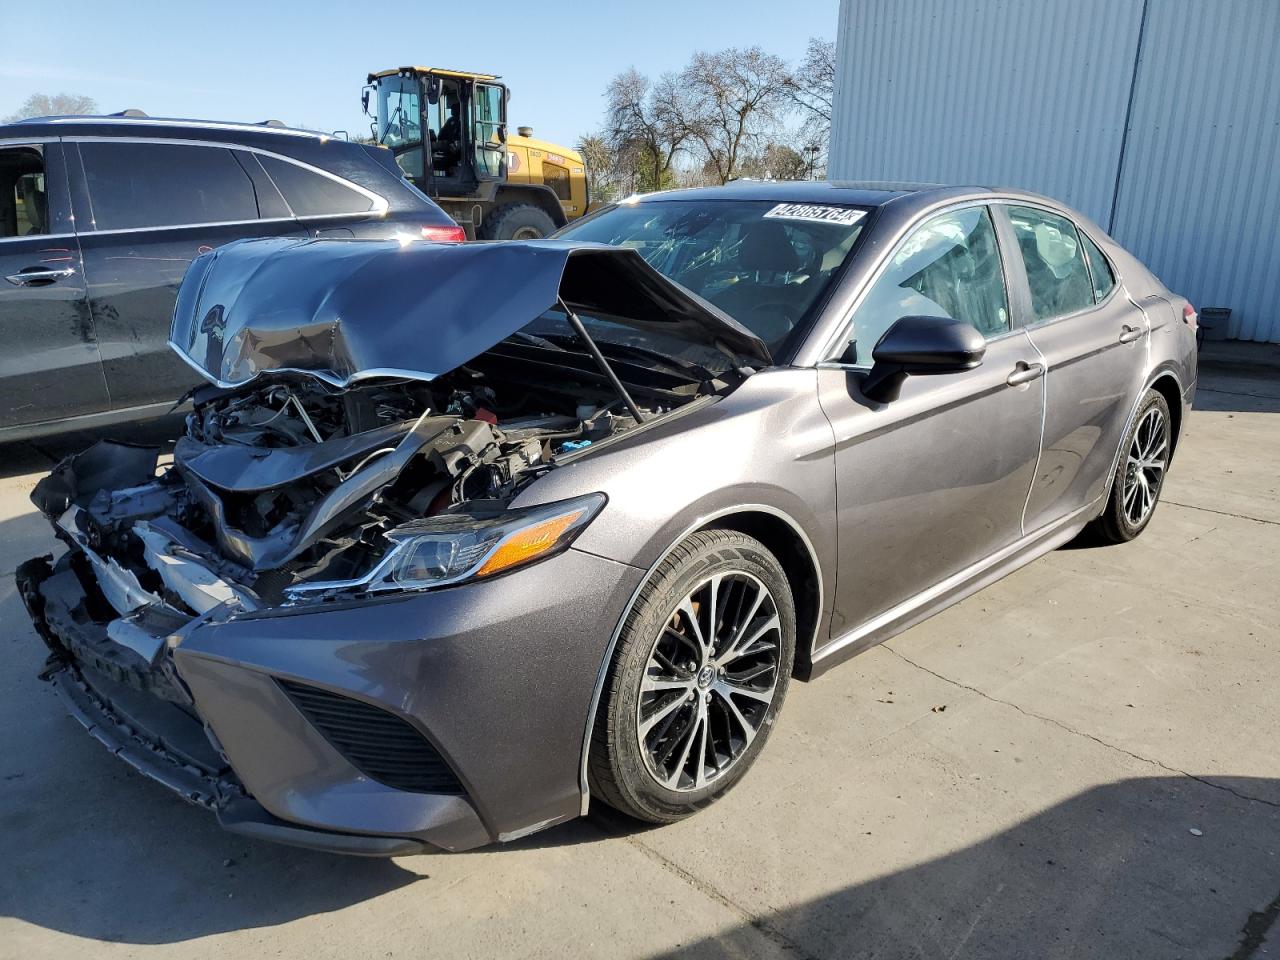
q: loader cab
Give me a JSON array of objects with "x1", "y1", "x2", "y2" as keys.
[{"x1": 368, "y1": 67, "x2": 507, "y2": 199}]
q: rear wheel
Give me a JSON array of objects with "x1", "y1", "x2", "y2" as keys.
[
  {"x1": 1094, "y1": 388, "x2": 1172, "y2": 543},
  {"x1": 479, "y1": 203, "x2": 557, "y2": 240},
  {"x1": 589, "y1": 529, "x2": 795, "y2": 823}
]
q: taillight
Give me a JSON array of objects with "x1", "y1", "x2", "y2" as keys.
[
  {"x1": 1182, "y1": 303, "x2": 1198, "y2": 328},
  {"x1": 420, "y1": 224, "x2": 467, "y2": 243}
]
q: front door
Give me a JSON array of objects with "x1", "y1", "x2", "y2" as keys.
[
  {"x1": 816, "y1": 205, "x2": 1044, "y2": 645},
  {"x1": 1000, "y1": 204, "x2": 1151, "y2": 531},
  {"x1": 0, "y1": 140, "x2": 108, "y2": 430}
]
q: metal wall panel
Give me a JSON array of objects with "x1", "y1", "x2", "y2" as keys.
[
  {"x1": 1110, "y1": 0, "x2": 1280, "y2": 341},
  {"x1": 830, "y1": 0, "x2": 1280, "y2": 341},
  {"x1": 830, "y1": 0, "x2": 1144, "y2": 224}
]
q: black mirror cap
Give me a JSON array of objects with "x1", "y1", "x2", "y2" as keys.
[
  {"x1": 861, "y1": 315, "x2": 987, "y2": 402},
  {"x1": 872, "y1": 315, "x2": 987, "y2": 371}
]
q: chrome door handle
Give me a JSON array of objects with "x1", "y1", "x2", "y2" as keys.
[
  {"x1": 1006, "y1": 361, "x2": 1045, "y2": 386},
  {"x1": 4, "y1": 266, "x2": 76, "y2": 286},
  {"x1": 1119, "y1": 324, "x2": 1145, "y2": 344}
]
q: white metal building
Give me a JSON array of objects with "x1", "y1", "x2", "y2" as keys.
[{"x1": 829, "y1": 0, "x2": 1280, "y2": 342}]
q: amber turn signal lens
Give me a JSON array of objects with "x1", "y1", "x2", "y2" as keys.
[{"x1": 475, "y1": 509, "x2": 585, "y2": 578}]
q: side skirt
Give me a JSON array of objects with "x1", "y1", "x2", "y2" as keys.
[{"x1": 806, "y1": 499, "x2": 1100, "y2": 679}]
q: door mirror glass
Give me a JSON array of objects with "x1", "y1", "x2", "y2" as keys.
[{"x1": 861, "y1": 315, "x2": 986, "y2": 402}]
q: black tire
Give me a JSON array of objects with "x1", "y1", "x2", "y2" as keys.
[
  {"x1": 589, "y1": 529, "x2": 796, "y2": 824},
  {"x1": 479, "y1": 203, "x2": 557, "y2": 240},
  {"x1": 1093, "y1": 388, "x2": 1172, "y2": 543}
]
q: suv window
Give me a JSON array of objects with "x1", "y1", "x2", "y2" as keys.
[
  {"x1": 1080, "y1": 230, "x2": 1116, "y2": 302},
  {"x1": 1007, "y1": 205, "x2": 1095, "y2": 321},
  {"x1": 841, "y1": 206, "x2": 1009, "y2": 364},
  {"x1": 0, "y1": 146, "x2": 48, "y2": 238},
  {"x1": 80, "y1": 141, "x2": 258, "y2": 230},
  {"x1": 256, "y1": 155, "x2": 375, "y2": 217}
]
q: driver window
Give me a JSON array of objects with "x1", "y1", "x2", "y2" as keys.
[{"x1": 840, "y1": 206, "x2": 1009, "y2": 365}]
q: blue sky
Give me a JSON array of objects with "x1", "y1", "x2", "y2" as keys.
[{"x1": 0, "y1": 0, "x2": 837, "y2": 148}]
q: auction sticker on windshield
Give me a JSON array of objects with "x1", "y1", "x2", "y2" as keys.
[{"x1": 763, "y1": 203, "x2": 867, "y2": 225}]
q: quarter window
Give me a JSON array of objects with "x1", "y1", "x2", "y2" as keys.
[
  {"x1": 80, "y1": 142, "x2": 258, "y2": 230},
  {"x1": 0, "y1": 146, "x2": 46, "y2": 238},
  {"x1": 1080, "y1": 230, "x2": 1116, "y2": 302},
  {"x1": 1007, "y1": 205, "x2": 1095, "y2": 321},
  {"x1": 256, "y1": 155, "x2": 376, "y2": 217},
  {"x1": 841, "y1": 206, "x2": 1009, "y2": 364}
]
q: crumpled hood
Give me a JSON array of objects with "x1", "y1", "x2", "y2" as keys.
[{"x1": 170, "y1": 237, "x2": 772, "y2": 388}]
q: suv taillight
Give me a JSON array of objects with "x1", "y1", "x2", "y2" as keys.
[
  {"x1": 1183, "y1": 303, "x2": 1198, "y2": 328},
  {"x1": 421, "y1": 224, "x2": 467, "y2": 243}
]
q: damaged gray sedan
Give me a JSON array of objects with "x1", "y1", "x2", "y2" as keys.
[{"x1": 18, "y1": 182, "x2": 1197, "y2": 854}]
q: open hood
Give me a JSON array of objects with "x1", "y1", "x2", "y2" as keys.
[{"x1": 170, "y1": 237, "x2": 772, "y2": 389}]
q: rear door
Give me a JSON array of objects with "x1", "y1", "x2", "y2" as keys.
[
  {"x1": 0, "y1": 139, "x2": 109, "y2": 429},
  {"x1": 1001, "y1": 204, "x2": 1150, "y2": 531},
  {"x1": 70, "y1": 138, "x2": 307, "y2": 408}
]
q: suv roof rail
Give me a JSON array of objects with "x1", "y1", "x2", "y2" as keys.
[{"x1": 110, "y1": 108, "x2": 149, "y2": 118}]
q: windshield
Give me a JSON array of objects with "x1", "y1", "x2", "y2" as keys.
[
  {"x1": 375, "y1": 76, "x2": 425, "y2": 180},
  {"x1": 556, "y1": 199, "x2": 869, "y2": 354}
]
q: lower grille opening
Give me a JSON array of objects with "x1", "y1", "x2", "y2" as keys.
[{"x1": 277, "y1": 679, "x2": 465, "y2": 795}]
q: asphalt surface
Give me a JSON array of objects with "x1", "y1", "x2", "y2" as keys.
[{"x1": 1, "y1": 356, "x2": 1277, "y2": 959}]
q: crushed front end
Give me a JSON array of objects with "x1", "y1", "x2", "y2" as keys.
[{"x1": 16, "y1": 238, "x2": 765, "y2": 853}]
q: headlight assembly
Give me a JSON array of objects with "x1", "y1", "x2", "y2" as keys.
[{"x1": 284, "y1": 493, "x2": 606, "y2": 602}]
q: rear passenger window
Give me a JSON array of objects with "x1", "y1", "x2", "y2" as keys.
[
  {"x1": 1080, "y1": 230, "x2": 1115, "y2": 302},
  {"x1": 80, "y1": 142, "x2": 258, "y2": 230},
  {"x1": 1007, "y1": 205, "x2": 1095, "y2": 321},
  {"x1": 256, "y1": 155, "x2": 375, "y2": 217},
  {"x1": 842, "y1": 206, "x2": 1009, "y2": 364}
]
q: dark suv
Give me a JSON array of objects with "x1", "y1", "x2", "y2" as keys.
[{"x1": 0, "y1": 115, "x2": 462, "y2": 441}]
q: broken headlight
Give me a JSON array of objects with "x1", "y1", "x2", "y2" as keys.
[{"x1": 285, "y1": 493, "x2": 606, "y2": 601}]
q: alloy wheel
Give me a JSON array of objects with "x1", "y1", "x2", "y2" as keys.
[
  {"x1": 636, "y1": 572, "x2": 782, "y2": 792},
  {"x1": 1123, "y1": 406, "x2": 1168, "y2": 526}
]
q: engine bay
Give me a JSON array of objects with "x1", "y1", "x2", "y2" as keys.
[{"x1": 32, "y1": 361, "x2": 674, "y2": 620}]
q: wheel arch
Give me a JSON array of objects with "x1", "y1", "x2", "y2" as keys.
[
  {"x1": 492, "y1": 184, "x2": 567, "y2": 228},
  {"x1": 1147, "y1": 371, "x2": 1184, "y2": 459},
  {"x1": 577, "y1": 503, "x2": 825, "y2": 814}
]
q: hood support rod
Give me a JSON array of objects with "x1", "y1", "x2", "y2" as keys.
[{"x1": 558, "y1": 297, "x2": 646, "y2": 423}]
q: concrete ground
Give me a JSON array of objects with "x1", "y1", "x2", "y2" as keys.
[{"x1": 1, "y1": 351, "x2": 1277, "y2": 960}]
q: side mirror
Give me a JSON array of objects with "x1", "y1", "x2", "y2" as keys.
[
  {"x1": 861, "y1": 315, "x2": 986, "y2": 402},
  {"x1": 361, "y1": 87, "x2": 372, "y2": 117}
]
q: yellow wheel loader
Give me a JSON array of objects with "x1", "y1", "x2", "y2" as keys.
[{"x1": 365, "y1": 67, "x2": 589, "y2": 240}]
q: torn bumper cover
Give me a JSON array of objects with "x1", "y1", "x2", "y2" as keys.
[
  {"x1": 19, "y1": 424, "x2": 646, "y2": 855},
  {"x1": 20, "y1": 524, "x2": 642, "y2": 856}
]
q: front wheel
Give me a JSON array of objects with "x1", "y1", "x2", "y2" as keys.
[
  {"x1": 588, "y1": 529, "x2": 796, "y2": 823},
  {"x1": 1094, "y1": 388, "x2": 1172, "y2": 543}
]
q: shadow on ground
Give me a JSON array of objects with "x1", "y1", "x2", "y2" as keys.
[{"x1": 651, "y1": 776, "x2": 1280, "y2": 960}]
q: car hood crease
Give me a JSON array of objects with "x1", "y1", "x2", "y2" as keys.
[{"x1": 169, "y1": 237, "x2": 772, "y2": 389}]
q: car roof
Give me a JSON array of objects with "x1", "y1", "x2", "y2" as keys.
[
  {"x1": 626, "y1": 179, "x2": 955, "y2": 207},
  {"x1": 0, "y1": 115, "x2": 335, "y2": 147}
]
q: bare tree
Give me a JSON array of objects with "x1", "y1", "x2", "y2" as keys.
[
  {"x1": 605, "y1": 69, "x2": 693, "y2": 193},
  {"x1": 680, "y1": 47, "x2": 791, "y2": 184},
  {"x1": 785, "y1": 38, "x2": 836, "y2": 168},
  {"x1": 4, "y1": 92, "x2": 99, "y2": 123}
]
